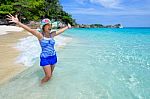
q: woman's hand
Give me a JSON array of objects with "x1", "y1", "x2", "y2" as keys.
[
  {"x1": 6, "y1": 14, "x2": 19, "y2": 24},
  {"x1": 67, "y1": 23, "x2": 72, "y2": 29},
  {"x1": 6, "y1": 13, "x2": 43, "y2": 40}
]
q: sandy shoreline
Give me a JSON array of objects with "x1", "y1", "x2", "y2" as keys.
[
  {"x1": 0, "y1": 26, "x2": 72, "y2": 85},
  {"x1": 0, "y1": 29, "x2": 29, "y2": 85}
]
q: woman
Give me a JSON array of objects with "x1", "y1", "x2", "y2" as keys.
[{"x1": 7, "y1": 14, "x2": 71, "y2": 84}]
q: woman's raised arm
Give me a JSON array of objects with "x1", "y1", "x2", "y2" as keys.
[
  {"x1": 55, "y1": 23, "x2": 71, "y2": 36},
  {"x1": 7, "y1": 14, "x2": 43, "y2": 40}
]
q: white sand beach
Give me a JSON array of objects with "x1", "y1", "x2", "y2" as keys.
[{"x1": 0, "y1": 26, "x2": 29, "y2": 85}]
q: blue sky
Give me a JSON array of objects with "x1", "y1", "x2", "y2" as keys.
[{"x1": 60, "y1": 0, "x2": 150, "y2": 27}]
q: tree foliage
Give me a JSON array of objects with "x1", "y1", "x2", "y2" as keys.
[{"x1": 0, "y1": 0, "x2": 76, "y2": 25}]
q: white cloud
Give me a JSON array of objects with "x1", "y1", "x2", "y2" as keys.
[
  {"x1": 90, "y1": 0, "x2": 122, "y2": 9},
  {"x1": 64, "y1": 0, "x2": 150, "y2": 16},
  {"x1": 76, "y1": 0, "x2": 87, "y2": 4},
  {"x1": 75, "y1": 0, "x2": 123, "y2": 9},
  {"x1": 68, "y1": 7, "x2": 150, "y2": 16}
]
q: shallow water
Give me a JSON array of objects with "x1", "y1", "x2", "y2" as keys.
[{"x1": 0, "y1": 28, "x2": 150, "y2": 99}]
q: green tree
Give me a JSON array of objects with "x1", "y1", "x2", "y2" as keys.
[{"x1": 0, "y1": 0, "x2": 76, "y2": 25}]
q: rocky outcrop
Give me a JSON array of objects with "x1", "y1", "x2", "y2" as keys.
[{"x1": 75, "y1": 24, "x2": 123, "y2": 28}]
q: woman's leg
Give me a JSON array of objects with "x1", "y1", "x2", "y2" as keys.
[
  {"x1": 51, "y1": 54, "x2": 57, "y2": 75},
  {"x1": 51, "y1": 65, "x2": 55, "y2": 74},
  {"x1": 41, "y1": 65, "x2": 52, "y2": 84}
]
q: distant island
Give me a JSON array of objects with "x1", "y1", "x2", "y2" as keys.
[
  {"x1": 74, "y1": 24, "x2": 123, "y2": 28},
  {"x1": 24, "y1": 21, "x2": 123, "y2": 29}
]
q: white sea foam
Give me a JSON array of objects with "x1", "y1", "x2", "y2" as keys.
[
  {"x1": 0, "y1": 25, "x2": 24, "y2": 35},
  {"x1": 14, "y1": 34, "x2": 72, "y2": 67},
  {"x1": 14, "y1": 36, "x2": 41, "y2": 66},
  {"x1": 55, "y1": 35, "x2": 72, "y2": 48}
]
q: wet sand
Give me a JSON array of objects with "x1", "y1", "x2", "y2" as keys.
[{"x1": 0, "y1": 30, "x2": 29, "y2": 85}]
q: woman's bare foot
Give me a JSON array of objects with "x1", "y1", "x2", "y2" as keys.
[{"x1": 40, "y1": 76, "x2": 51, "y2": 84}]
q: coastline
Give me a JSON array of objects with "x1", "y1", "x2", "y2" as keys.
[
  {"x1": 0, "y1": 26, "x2": 73, "y2": 85},
  {"x1": 0, "y1": 28, "x2": 29, "y2": 85}
]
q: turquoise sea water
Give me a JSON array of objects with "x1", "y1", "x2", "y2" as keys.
[{"x1": 0, "y1": 28, "x2": 150, "y2": 99}]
